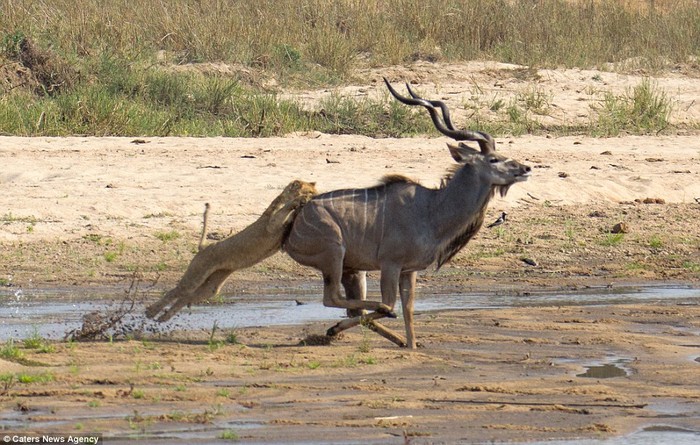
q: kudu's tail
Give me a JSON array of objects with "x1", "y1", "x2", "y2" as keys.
[{"x1": 145, "y1": 180, "x2": 317, "y2": 322}]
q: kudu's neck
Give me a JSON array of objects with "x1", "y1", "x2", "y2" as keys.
[{"x1": 430, "y1": 163, "x2": 493, "y2": 241}]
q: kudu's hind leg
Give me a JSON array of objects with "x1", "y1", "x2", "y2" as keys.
[
  {"x1": 342, "y1": 271, "x2": 367, "y2": 318},
  {"x1": 334, "y1": 271, "x2": 407, "y2": 347},
  {"x1": 326, "y1": 311, "x2": 406, "y2": 346},
  {"x1": 326, "y1": 266, "x2": 408, "y2": 347},
  {"x1": 320, "y1": 249, "x2": 396, "y2": 315},
  {"x1": 324, "y1": 268, "x2": 398, "y2": 339}
]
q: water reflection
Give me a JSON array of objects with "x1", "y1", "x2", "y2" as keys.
[
  {"x1": 527, "y1": 429, "x2": 699, "y2": 445},
  {"x1": 576, "y1": 363, "x2": 628, "y2": 379}
]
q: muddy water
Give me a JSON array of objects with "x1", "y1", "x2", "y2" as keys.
[
  {"x1": 110, "y1": 430, "x2": 700, "y2": 445},
  {"x1": 576, "y1": 363, "x2": 628, "y2": 378},
  {"x1": 1, "y1": 285, "x2": 699, "y2": 340}
]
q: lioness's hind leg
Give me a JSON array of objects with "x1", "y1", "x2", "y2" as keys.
[
  {"x1": 156, "y1": 269, "x2": 232, "y2": 322},
  {"x1": 145, "y1": 292, "x2": 176, "y2": 319}
]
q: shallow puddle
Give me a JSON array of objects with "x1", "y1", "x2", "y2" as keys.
[
  {"x1": 1, "y1": 285, "x2": 698, "y2": 340},
  {"x1": 555, "y1": 356, "x2": 633, "y2": 380},
  {"x1": 576, "y1": 363, "x2": 629, "y2": 379},
  {"x1": 648, "y1": 399, "x2": 699, "y2": 417},
  {"x1": 526, "y1": 429, "x2": 700, "y2": 445},
  {"x1": 1, "y1": 409, "x2": 265, "y2": 444},
  {"x1": 516, "y1": 397, "x2": 700, "y2": 444}
]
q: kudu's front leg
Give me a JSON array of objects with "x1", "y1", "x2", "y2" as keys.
[{"x1": 400, "y1": 271, "x2": 417, "y2": 349}]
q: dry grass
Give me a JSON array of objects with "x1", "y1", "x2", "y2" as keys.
[
  {"x1": 0, "y1": 0, "x2": 698, "y2": 137},
  {"x1": 3, "y1": 0, "x2": 698, "y2": 76}
]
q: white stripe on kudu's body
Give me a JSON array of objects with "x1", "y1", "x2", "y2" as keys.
[{"x1": 283, "y1": 79, "x2": 531, "y2": 348}]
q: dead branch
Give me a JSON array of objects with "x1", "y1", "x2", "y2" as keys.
[{"x1": 199, "y1": 202, "x2": 211, "y2": 252}]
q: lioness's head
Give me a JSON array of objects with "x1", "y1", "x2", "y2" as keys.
[{"x1": 285, "y1": 179, "x2": 318, "y2": 204}]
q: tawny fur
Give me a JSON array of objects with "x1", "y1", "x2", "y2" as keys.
[{"x1": 145, "y1": 180, "x2": 317, "y2": 322}]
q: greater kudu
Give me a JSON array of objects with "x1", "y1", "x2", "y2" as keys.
[{"x1": 283, "y1": 79, "x2": 531, "y2": 348}]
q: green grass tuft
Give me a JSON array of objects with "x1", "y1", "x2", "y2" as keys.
[
  {"x1": 600, "y1": 233, "x2": 625, "y2": 247},
  {"x1": 593, "y1": 79, "x2": 672, "y2": 136},
  {"x1": 0, "y1": 340, "x2": 23, "y2": 361}
]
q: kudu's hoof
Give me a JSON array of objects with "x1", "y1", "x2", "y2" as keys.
[
  {"x1": 326, "y1": 324, "x2": 341, "y2": 337},
  {"x1": 346, "y1": 309, "x2": 365, "y2": 318},
  {"x1": 377, "y1": 306, "x2": 397, "y2": 318}
]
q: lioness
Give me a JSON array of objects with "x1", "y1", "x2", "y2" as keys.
[{"x1": 146, "y1": 179, "x2": 317, "y2": 322}]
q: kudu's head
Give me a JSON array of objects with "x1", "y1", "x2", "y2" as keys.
[{"x1": 384, "y1": 78, "x2": 531, "y2": 195}]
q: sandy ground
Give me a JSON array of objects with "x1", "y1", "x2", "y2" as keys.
[
  {"x1": 0, "y1": 133, "x2": 698, "y2": 289},
  {"x1": 2, "y1": 303, "x2": 700, "y2": 444},
  {"x1": 1, "y1": 62, "x2": 700, "y2": 443},
  {"x1": 289, "y1": 60, "x2": 700, "y2": 130}
]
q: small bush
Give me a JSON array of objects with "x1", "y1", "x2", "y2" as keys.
[
  {"x1": 594, "y1": 79, "x2": 672, "y2": 136},
  {"x1": 155, "y1": 230, "x2": 180, "y2": 242},
  {"x1": 17, "y1": 372, "x2": 54, "y2": 384},
  {"x1": 23, "y1": 330, "x2": 55, "y2": 353},
  {"x1": 0, "y1": 340, "x2": 23, "y2": 360},
  {"x1": 219, "y1": 430, "x2": 239, "y2": 441}
]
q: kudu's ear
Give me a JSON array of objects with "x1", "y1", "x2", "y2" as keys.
[{"x1": 447, "y1": 142, "x2": 479, "y2": 162}]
